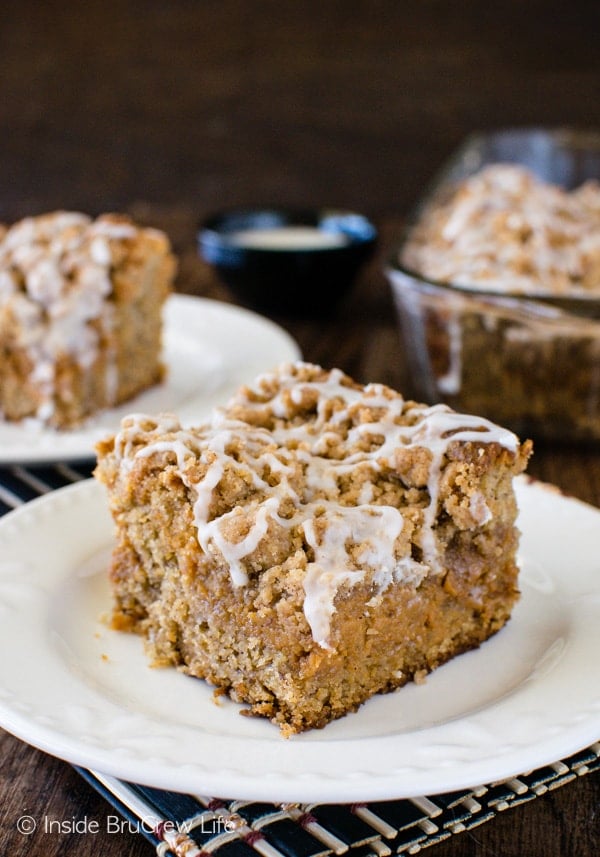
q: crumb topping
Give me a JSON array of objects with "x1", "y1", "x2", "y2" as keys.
[
  {"x1": 108, "y1": 362, "x2": 520, "y2": 647},
  {"x1": 401, "y1": 164, "x2": 600, "y2": 296}
]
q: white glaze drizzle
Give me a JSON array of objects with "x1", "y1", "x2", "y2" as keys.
[
  {"x1": 302, "y1": 503, "x2": 407, "y2": 645},
  {"x1": 111, "y1": 364, "x2": 519, "y2": 647},
  {"x1": 401, "y1": 164, "x2": 600, "y2": 296}
]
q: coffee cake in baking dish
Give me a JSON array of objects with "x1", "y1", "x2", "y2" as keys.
[
  {"x1": 0, "y1": 210, "x2": 175, "y2": 428},
  {"x1": 95, "y1": 362, "x2": 531, "y2": 735}
]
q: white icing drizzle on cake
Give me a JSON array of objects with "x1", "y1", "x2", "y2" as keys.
[
  {"x1": 302, "y1": 503, "x2": 407, "y2": 645},
  {"x1": 401, "y1": 164, "x2": 600, "y2": 296},
  {"x1": 111, "y1": 363, "x2": 519, "y2": 647},
  {"x1": 0, "y1": 211, "x2": 142, "y2": 424}
]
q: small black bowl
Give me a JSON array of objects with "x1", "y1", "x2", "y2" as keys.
[{"x1": 198, "y1": 207, "x2": 377, "y2": 316}]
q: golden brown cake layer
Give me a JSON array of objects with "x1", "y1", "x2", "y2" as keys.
[{"x1": 95, "y1": 362, "x2": 532, "y2": 736}]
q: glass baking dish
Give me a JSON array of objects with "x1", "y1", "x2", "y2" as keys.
[{"x1": 386, "y1": 128, "x2": 600, "y2": 443}]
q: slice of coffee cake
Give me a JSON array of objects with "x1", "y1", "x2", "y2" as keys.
[
  {"x1": 0, "y1": 211, "x2": 175, "y2": 428},
  {"x1": 95, "y1": 362, "x2": 531, "y2": 735}
]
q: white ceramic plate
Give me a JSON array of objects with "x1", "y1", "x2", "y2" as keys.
[
  {"x1": 0, "y1": 295, "x2": 301, "y2": 465},
  {"x1": 0, "y1": 477, "x2": 598, "y2": 802}
]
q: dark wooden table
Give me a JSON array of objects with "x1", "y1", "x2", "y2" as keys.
[{"x1": 0, "y1": 2, "x2": 599, "y2": 855}]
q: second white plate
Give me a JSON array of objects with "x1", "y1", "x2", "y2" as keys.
[
  {"x1": 0, "y1": 476, "x2": 598, "y2": 802},
  {"x1": 0, "y1": 294, "x2": 301, "y2": 464}
]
